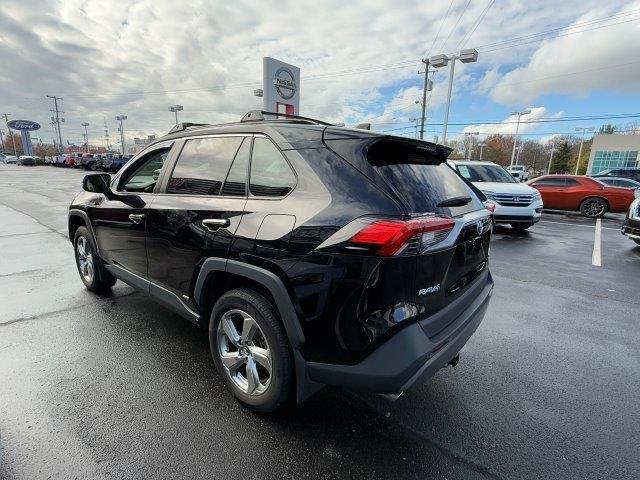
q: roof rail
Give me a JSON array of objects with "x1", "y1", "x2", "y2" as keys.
[
  {"x1": 240, "y1": 110, "x2": 336, "y2": 126},
  {"x1": 167, "y1": 122, "x2": 211, "y2": 135}
]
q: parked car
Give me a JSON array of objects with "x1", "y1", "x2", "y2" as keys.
[
  {"x1": 592, "y1": 168, "x2": 640, "y2": 183},
  {"x1": 506, "y1": 165, "x2": 529, "y2": 182},
  {"x1": 449, "y1": 160, "x2": 542, "y2": 230},
  {"x1": 621, "y1": 199, "x2": 640, "y2": 246},
  {"x1": 596, "y1": 176, "x2": 640, "y2": 190},
  {"x1": 63, "y1": 154, "x2": 77, "y2": 167},
  {"x1": 83, "y1": 154, "x2": 102, "y2": 171},
  {"x1": 17, "y1": 155, "x2": 36, "y2": 166},
  {"x1": 54, "y1": 154, "x2": 66, "y2": 167},
  {"x1": 75, "y1": 153, "x2": 93, "y2": 169},
  {"x1": 110, "y1": 155, "x2": 131, "y2": 172},
  {"x1": 2, "y1": 153, "x2": 18, "y2": 164},
  {"x1": 68, "y1": 112, "x2": 494, "y2": 412},
  {"x1": 528, "y1": 175, "x2": 637, "y2": 218}
]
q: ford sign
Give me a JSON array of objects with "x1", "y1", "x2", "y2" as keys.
[{"x1": 7, "y1": 120, "x2": 41, "y2": 131}]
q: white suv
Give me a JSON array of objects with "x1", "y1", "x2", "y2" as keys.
[
  {"x1": 506, "y1": 165, "x2": 529, "y2": 182},
  {"x1": 449, "y1": 160, "x2": 543, "y2": 231}
]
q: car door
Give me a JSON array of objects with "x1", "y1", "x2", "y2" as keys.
[
  {"x1": 531, "y1": 177, "x2": 567, "y2": 209},
  {"x1": 90, "y1": 141, "x2": 175, "y2": 279},
  {"x1": 145, "y1": 134, "x2": 251, "y2": 311}
]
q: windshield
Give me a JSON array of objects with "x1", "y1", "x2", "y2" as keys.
[{"x1": 456, "y1": 164, "x2": 516, "y2": 183}]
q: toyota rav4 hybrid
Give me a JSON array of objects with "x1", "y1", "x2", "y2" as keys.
[
  {"x1": 68, "y1": 112, "x2": 494, "y2": 412},
  {"x1": 449, "y1": 160, "x2": 542, "y2": 230}
]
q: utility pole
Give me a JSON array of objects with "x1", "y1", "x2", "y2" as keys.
[
  {"x1": 103, "y1": 118, "x2": 110, "y2": 151},
  {"x1": 509, "y1": 109, "x2": 531, "y2": 167},
  {"x1": 115, "y1": 115, "x2": 127, "y2": 154},
  {"x1": 574, "y1": 127, "x2": 594, "y2": 174},
  {"x1": 46, "y1": 96, "x2": 64, "y2": 154},
  {"x1": 478, "y1": 142, "x2": 486, "y2": 161},
  {"x1": 418, "y1": 59, "x2": 433, "y2": 140},
  {"x1": 547, "y1": 145, "x2": 556, "y2": 174},
  {"x1": 1, "y1": 113, "x2": 18, "y2": 156}
]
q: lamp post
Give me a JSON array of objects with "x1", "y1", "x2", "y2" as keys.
[
  {"x1": 509, "y1": 109, "x2": 531, "y2": 167},
  {"x1": 115, "y1": 115, "x2": 127, "y2": 155},
  {"x1": 430, "y1": 48, "x2": 478, "y2": 144},
  {"x1": 478, "y1": 142, "x2": 486, "y2": 161},
  {"x1": 81, "y1": 122, "x2": 90, "y2": 153},
  {"x1": 169, "y1": 105, "x2": 184, "y2": 125},
  {"x1": 547, "y1": 145, "x2": 556, "y2": 175},
  {"x1": 574, "y1": 127, "x2": 595, "y2": 174},
  {"x1": 464, "y1": 131, "x2": 479, "y2": 160},
  {"x1": 515, "y1": 145, "x2": 523, "y2": 165}
]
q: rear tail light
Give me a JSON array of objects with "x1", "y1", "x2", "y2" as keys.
[{"x1": 349, "y1": 217, "x2": 455, "y2": 256}]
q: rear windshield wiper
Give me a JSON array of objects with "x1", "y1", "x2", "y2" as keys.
[{"x1": 436, "y1": 196, "x2": 472, "y2": 208}]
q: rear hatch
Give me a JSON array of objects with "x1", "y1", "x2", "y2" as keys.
[{"x1": 324, "y1": 128, "x2": 491, "y2": 338}]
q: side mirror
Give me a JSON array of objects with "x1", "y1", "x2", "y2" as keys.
[{"x1": 83, "y1": 173, "x2": 112, "y2": 194}]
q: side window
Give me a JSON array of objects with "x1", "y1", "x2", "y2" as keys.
[
  {"x1": 249, "y1": 137, "x2": 296, "y2": 197},
  {"x1": 564, "y1": 178, "x2": 580, "y2": 186},
  {"x1": 167, "y1": 137, "x2": 243, "y2": 195},
  {"x1": 221, "y1": 137, "x2": 251, "y2": 196},
  {"x1": 120, "y1": 147, "x2": 171, "y2": 193},
  {"x1": 532, "y1": 177, "x2": 566, "y2": 186}
]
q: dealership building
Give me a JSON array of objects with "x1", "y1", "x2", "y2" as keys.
[{"x1": 586, "y1": 133, "x2": 640, "y2": 174}]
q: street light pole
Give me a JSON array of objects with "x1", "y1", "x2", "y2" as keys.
[
  {"x1": 1, "y1": 113, "x2": 18, "y2": 157},
  {"x1": 81, "y1": 122, "x2": 90, "y2": 153},
  {"x1": 574, "y1": 127, "x2": 594, "y2": 174},
  {"x1": 510, "y1": 109, "x2": 531, "y2": 167},
  {"x1": 547, "y1": 145, "x2": 556, "y2": 174},
  {"x1": 169, "y1": 105, "x2": 184, "y2": 125},
  {"x1": 115, "y1": 115, "x2": 127, "y2": 155},
  {"x1": 478, "y1": 142, "x2": 486, "y2": 161},
  {"x1": 464, "y1": 131, "x2": 479, "y2": 160},
  {"x1": 431, "y1": 49, "x2": 478, "y2": 144}
]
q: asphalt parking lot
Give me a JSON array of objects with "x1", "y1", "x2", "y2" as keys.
[{"x1": 1, "y1": 165, "x2": 638, "y2": 480}]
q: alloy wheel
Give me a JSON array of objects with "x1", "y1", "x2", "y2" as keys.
[
  {"x1": 583, "y1": 199, "x2": 605, "y2": 217},
  {"x1": 76, "y1": 236, "x2": 94, "y2": 283},
  {"x1": 217, "y1": 309, "x2": 272, "y2": 396}
]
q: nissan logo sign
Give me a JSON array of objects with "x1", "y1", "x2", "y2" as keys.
[
  {"x1": 7, "y1": 120, "x2": 41, "y2": 131},
  {"x1": 273, "y1": 67, "x2": 297, "y2": 100}
]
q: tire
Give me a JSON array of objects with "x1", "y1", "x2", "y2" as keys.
[
  {"x1": 510, "y1": 222, "x2": 534, "y2": 231},
  {"x1": 209, "y1": 288, "x2": 294, "y2": 413},
  {"x1": 73, "y1": 226, "x2": 117, "y2": 292},
  {"x1": 580, "y1": 197, "x2": 608, "y2": 218}
]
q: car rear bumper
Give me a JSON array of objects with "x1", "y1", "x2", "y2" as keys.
[{"x1": 304, "y1": 270, "x2": 493, "y2": 394}]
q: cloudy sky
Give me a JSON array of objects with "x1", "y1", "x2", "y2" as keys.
[{"x1": 1, "y1": 0, "x2": 639, "y2": 148}]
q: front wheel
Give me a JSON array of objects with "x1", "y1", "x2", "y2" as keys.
[
  {"x1": 209, "y1": 288, "x2": 294, "y2": 413},
  {"x1": 73, "y1": 226, "x2": 117, "y2": 292},
  {"x1": 580, "y1": 198, "x2": 608, "y2": 218},
  {"x1": 510, "y1": 222, "x2": 534, "y2": 231}
]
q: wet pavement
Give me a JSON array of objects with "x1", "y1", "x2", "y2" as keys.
[{"x1": 1, "y1": 165, "x2": 639, "y2": 479}]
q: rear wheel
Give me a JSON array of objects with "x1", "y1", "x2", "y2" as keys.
[
  {"x1": 580, "y1": 197, "x2": 608, "y2": 218},
  {"x1": 510, "y1": 222, "x2": 534, "y2": 231},
  {"x1": 209, "y1": 288, "x2": 294, "y2": 413},
  {"x1": 73, "y1": 226, "x2": 116, "y2": 292}
]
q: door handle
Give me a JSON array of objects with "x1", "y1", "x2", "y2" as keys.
[
  {"x1": 128, "y1": 213, "x2": 146, "y2": 224},
  {"x1": 202, "y1": 218, "x2": 231, "y2": 231}
]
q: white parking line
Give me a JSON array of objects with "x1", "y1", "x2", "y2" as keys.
[
  {"x1": 592, "y1": 218, "x2": 602, "y2": 267},
  {"x1": 538, "y1": 219, "x2": 619, "y2": 231}
]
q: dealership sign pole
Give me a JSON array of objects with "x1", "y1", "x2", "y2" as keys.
[
  {"x1": 263, "y1": 57, "x2": 300, "y2": 115},
  {"x1": 7, "y1": 120, "x2": 40, "y2": 156}
]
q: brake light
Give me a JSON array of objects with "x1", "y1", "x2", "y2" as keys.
[{"x1": 350, "y1": 217, "x2": 455, "y2": 256}]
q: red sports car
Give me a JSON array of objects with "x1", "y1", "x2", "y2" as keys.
[{"x1": 528, "y1": 175, "x2": 637, "y2": 218}]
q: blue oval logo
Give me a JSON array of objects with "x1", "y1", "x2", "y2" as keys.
[{"x1": 7, "y1": 120, "x2": 41, "y2": 131}]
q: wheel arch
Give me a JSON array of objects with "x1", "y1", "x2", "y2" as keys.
[{"x1": 579, "y1": 195, "x2": 610, "y2": 214}]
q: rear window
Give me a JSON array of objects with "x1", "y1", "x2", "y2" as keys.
[
  {"x1": 457, "y1": 164, "x2": 515, "y2": 183},
  {"x1": 375, "y1": 163, "x2": 483, "y2": 216}
]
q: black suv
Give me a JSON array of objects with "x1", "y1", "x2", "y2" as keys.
[{"x1": 68, "y1": 111, "x2": 494, "y2": 412}]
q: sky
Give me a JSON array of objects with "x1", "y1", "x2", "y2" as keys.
[{"x1": 0, "y1": 0, "x2": 639, "y2": 149}]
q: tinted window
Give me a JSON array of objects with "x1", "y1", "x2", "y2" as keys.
[
  {"x1": 221, "y1": 137, "x2": 250, "y2": 196},
  {"x1": 249, "y1": 137, "x2": 296, "y2": 197},
  {"x1": 531, "y1": 177, "x2": 566, "y2": 186},
  {"x1": 168, "y1": 137, "x2": 243, "y2": 195},
  {"x1": 457, "y1": 164, "x2": 515, "y2": 183},
  {"x1": 376, "y1": 162, "x2": 483, "y2": 216},
  {"x1": 120, "y1": 147, "x2": 171, "y2": 193},
  {"x1": 565, "y1": 178, "x2": 580, "y2": 186}
]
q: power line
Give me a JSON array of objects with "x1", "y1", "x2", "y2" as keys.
[
  {"x1": 456, "y1": 0, "x2": 495, "y2": 50},
  {"x1": 439, "y1": 0, "x2": 472, "y2": 52},
  {"x1": 425, "y1": 0, "x2": 455, "y2": 57}
]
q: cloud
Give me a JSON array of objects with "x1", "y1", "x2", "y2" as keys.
[
  {"x1": 489, "y1": 2, "x2": 640, "y2": 105},
  {"x1": 461, "y1": 106, "x2": 563, "y2": 139}
]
